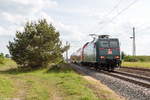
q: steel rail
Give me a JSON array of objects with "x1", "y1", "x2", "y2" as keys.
[
  {"x1": 121, "y1": 67, "x2": 150, "y2": 72},
  {"x1": 114, "y1": 71, "x2": 150, "y2": 82},
  {"x1": 71, "y1": 64, "x2": 150, "y2": 88},
  {"x1": 101, "y1": 71, "x2": 150, "y2": 88}
]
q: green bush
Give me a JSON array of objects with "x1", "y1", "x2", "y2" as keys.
[
  {"x1": 138, "y1": 56, "x2": 150, "y2": 62},
  {"x1": 124, "y1": 56, "x2": 138, "y2": 62},
  {"x1": 124, "y1": 56, "x2": 150, "y2": 62},
  {"x1": 7, "y1": 19, "x2": 69, "y2": 69},
  {"x1": 0, "y1": 54, "x2": 4, "y2": 64}
]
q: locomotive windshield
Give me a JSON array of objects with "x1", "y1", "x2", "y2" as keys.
[
  {"x1": 100, "y1": 39, "x2": 119, "y2": 48},
  {"x1": 110, "y1": 40, "x2": 119, "y2": 48},
  {"x1": 100, "y1": 41, "x2": 109, "y2": 48}
]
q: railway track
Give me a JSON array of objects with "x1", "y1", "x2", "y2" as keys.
[
  {"x1": 119, "y1": 66, "x2": 150, "y2": 77},
  {"x1": 114, "y1": 71, "x2": 150, "y2": 82},
  {"x1": 121, "y1": 66, "x2": 150, "y2": 72},
  {"x1": 101, "y1": 71, "x2": 150, "y2": 88},
  {"x1": 71, "y1": 64, "x2": 150, "y2": 88}
]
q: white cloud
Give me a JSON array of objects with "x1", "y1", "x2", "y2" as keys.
[
  {"x1": 0, "y1": 0, "x2": 57, "y2": 16},
  {"x1": 0, "y1": 27, "x2": 7, "y2": 35},
  {"x1": 9, "y1": 0, "x2": 58, "y2": 11},
  {"x1": 1, "y1": 12, "x2": 25, "y2": 24},
  {"x1": 12, "y1": 0, "x2": 58, "y2": 7},
  {"x1": 0, "y1": 26, "x2": 12, "y2": 36},
  {"x1": 0, "y1": 0, "x2": 59, "y2": 36},
  {"x1": 0, "y1": 0, "x2": 150, "y2": 56}
]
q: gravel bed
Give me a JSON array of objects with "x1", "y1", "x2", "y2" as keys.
[{"x1": 71, "y1": 64, "x2": 150, "y2": 100}]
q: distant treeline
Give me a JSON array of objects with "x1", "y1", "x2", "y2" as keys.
[{"x1": 123, "y1": 56, "x2": 150, "y2": 62}]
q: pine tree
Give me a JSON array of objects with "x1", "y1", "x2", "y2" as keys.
[{"x1": 8, "y1": 19, "x2": 69, "y2": 68}]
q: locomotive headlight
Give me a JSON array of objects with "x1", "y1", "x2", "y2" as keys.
[
  {"x1": 100, "y1": 56, "x2": 105, "y2": 59},
  {"x1": 115, "y1": 56, "x2": 120, "y2": 59}
]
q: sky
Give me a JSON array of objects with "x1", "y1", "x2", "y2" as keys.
[{"x1": 0, "y1": 0, "x2": 150, "y2": 57}]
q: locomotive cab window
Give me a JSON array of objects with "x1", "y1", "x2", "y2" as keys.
[
  {"x1": 110, "y1": 40, "x2": 118, "y2": 48},
  {"x1": 100, "y1": 40, "x2": 109, "y2": 48}
]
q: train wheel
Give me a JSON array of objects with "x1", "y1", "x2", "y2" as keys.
[
  {"x1": 98, "y1": 67, "x2": 102, "y2": 71},
  {"x1": 107, "y1": 66, "x2": 114, "y2": 72},
  {"x1": 107, "y1": 68, "x2": 111, "y2": 72},
  {"x1": 110, "y1": 67, "x2": 115, "y2": 72}
]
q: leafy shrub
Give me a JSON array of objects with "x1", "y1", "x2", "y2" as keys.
[
  {"x1": 0, "y1": 53, "x2": 4, "y2": 64},
  {"x1": 121, "y1": 52, "x2": 126, "y2": 59},
  {"x1": 124, "y1": 56, "x2": 138, "y2": 62},
  {"x1": 124, "y1": 56, "x2": 150, "y2": 62}
]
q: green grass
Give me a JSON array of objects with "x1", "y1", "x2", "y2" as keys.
[
  {"x1": 0, "y1": 59, "x2": 123, "y2": 100},
  {"x1": 0, "y1": 76, "x2": 14, "y2": 98},
  {"x1": 124, "y1": 56, "x2": 150, "y2": 62},
  {"x1": 0, "y1": 58, "x2": 17, "y2": 69},
  {"x1": 122, "y1": 61, "x2": 150, "y2": 68},
  {"x1": 0, "y1": 59, "x2": 98, "y2": 100}
]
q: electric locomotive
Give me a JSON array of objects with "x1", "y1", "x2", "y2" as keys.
[{"x1": 71, "y1": 35, "x2": 121, "y2": 71}]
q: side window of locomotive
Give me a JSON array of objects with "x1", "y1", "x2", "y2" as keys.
[
  {"x1": 110, "y1": 41, "x2": 118, "y2": 48},
  {"x1": 100, "y1": 41, "x2": 109, "y2": 48}
]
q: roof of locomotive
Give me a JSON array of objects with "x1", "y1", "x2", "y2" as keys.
[
  {"x1": 97, "y1": 37, "x2": 119, "y2": 41},
  {"x1": 98, "y1": 38, "x2": 119, "y2": 40},
  {"x1": 94, "y1": 37, "x2": 119, "y2": 44}
]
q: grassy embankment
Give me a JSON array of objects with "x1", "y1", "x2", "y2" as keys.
[
  {"x1": 0, "y1": 59, "x2": 123, "y2": 100},
  {"x1": 122, "y1": 56, "x2": 150, "y2": 68},
  {"x1": 122, "y1": 62, "x2": 150, "y2": 69}
]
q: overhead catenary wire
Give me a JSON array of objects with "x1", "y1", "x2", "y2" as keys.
[
  {"x1": 93, "y1": 0, "x2": 139, "y2": 34},
  {"x1": 99, "y1": 0, "x2": 122, "y2": 24},
  {"x1": 109, "y1": 0, "x2": 139, "y2": 23},
  {"x1": 91, "y1": 0, "x2": 123, "y2": 34}
]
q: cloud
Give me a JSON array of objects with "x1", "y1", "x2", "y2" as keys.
[
  {"x1": 0, "y1": 0, "x2": 59, "y2": 36},
  {"x1": 0, "y1": 27, "x2": 7, "y2": 36},
  {"x1": 0, "y1": 0, "x2": 58, "y2": 14},
  {"x1": 1, "y1": 12, "x2": 25, "y2": 24},
  {"x1": 0, "y1": 0, "x2": 150, "y2": 56},
  {"x1": 0, "y1": 35, "x2": 14, "y2": 54},
  {"x1": 0, "y1": 0, "x2": 58, "y2": 26}
]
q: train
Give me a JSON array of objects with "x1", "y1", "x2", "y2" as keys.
[{"x1": 70, "y1": 35, "x2": 122, "y2": 71}]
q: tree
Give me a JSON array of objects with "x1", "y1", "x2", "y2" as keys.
[
  {"x1": 8, "y1": 19, "x2": 69, "y2": 68},
  {"x1": 0, "y1": 53, "x2": 4, "y2": 58},
  {"x1": 5, "y1": 54, "x2": 10, "y2": 58},
  {"x1": 0, "y1": 53, "x2": 4, "y2": 64},
  {"x1": 121, "y1": 51, "x2": 126, "y2": 60}
]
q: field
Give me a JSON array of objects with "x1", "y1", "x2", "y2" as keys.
[
  {"x1": 0, "y1": 59, "x2": 123, "y2": 100},
  {"x1": 122, "y1": 61, "x2": 150, "y2": 69},
  {"x1": 124, "y1": 56, "x2": 150, "y2": 62},
  {"x1": 122, "y1": 56, "x2": 150, "y2": 68}
]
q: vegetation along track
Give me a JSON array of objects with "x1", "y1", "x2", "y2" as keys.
[{"x1": 71, "y1": 64, "x2": 150, "y2": 89}]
